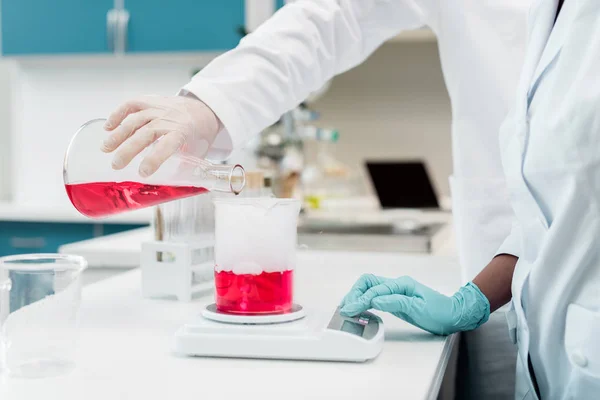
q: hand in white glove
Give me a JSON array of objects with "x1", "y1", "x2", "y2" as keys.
[{"x1": 101, "y1": 95, "x2": 222, "y2": 177}]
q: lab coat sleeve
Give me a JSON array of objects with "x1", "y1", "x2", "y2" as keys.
[
  {"x1": 181, "y1": 0, "x2": 436, "y2": 158},
  {"x1": 495, "y1": 219, "x2": 522, "y2": 259}
]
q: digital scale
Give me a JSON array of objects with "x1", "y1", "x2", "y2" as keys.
[{"x1": 174, "y1": 304, "x2": 384, "y2": 362}]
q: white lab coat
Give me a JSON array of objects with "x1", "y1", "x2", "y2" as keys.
[
  {"x1": 183, "y1": 0, "x2": 531, "y2": 282},
  {"x1": 184, "y1": 3, "x2": 528, "y2": 398},
  {"x1": 497, "y1": 0, "x2": 600, "y2": 398}
]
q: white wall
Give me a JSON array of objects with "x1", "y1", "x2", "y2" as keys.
[
  {"x1": 311, "y1": 41, "x2": 452, "y2": 196},
  {"x1": 2, "y1": 40, "x2": 452, "y2": 206},
  {"x1": 0, "y1": 60, "x2": 17, "y2": 201},
  {"x1": 8, "y1": 54, "x2": 217, "y2": 206}
]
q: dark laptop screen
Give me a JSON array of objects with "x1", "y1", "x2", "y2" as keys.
[{"x1": 366, "y1": 161, "x2": 439, "y2": 209}]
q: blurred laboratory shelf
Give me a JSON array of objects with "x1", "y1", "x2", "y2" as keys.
[
  {"x1": 300, "y1": 205, "x2": 454, "y2": 254},
  {"x1": 0, "y1": 252, "x2": 461, "y2": 400},
  {"x1": 304, "y1": 208, "x2": 452, "y2": 225},
  {"x1": 298, "y1": 220, "x2": 451, "y2": 253},
  {"x1": 389, "y1": 28, "x2": 437, "y2": 43},
  {"x1": 58, "y1": 210, "x2": 456, "y2": 269},
  {"x1": 0, "y1": 202, "x2": 152, "y2": 224}
]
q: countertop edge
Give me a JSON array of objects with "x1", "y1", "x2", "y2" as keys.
[{"x1": 426, "y1": 333, "x2": 459, "y2": 400}]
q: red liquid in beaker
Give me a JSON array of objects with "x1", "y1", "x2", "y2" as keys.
[
  {"x1": 65, "y1": 181, "x2": 208, "y2": 218},
  {"x1": 214, "y1": 269, "x2": 294, "y2": 314}
]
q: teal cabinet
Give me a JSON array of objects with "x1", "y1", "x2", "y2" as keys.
[
  {"x1": 1, "y1": 0, "x2": 246, "y2": 55},
  {"x1": 126, "y1": 0, "x2": 245, "y2": 52},
  {"x1": 0, "y1": 222, "x2": 146, "y2": 256},
  {"x1": 0, "y1": 0, "x2": 113, "y2": 55}
]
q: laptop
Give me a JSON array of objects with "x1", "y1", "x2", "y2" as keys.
[{"x1": 365, "y1": 160, "x2": 440, "y2": 209}]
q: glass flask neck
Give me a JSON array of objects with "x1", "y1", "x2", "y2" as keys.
[{"x1": 178, "y1": 154, "x2": 245, "y2": 194}]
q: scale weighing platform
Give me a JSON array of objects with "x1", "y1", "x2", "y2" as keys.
[{"x1": 174, "y1": 305, "x2": 384, "y2": 362}]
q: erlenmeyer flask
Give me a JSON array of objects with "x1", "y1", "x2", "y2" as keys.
[{"x1": 63, "y1": 119, "x2": 245, "y2": 218}]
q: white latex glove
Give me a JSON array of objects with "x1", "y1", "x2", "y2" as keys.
[{"x1": 102, "y1": 95, "x2": 222, "y2": 177}]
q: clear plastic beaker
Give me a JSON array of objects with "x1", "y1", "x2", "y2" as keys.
[
  {"x1": 0, "y1": 254, "x2": 87, "y2": 378},
  {"x1": 214, "y1": 198, "x2": 301, "y2": 314},
  {"x1": 63, "y1": 119, "x2": 245, "y2": 218}
]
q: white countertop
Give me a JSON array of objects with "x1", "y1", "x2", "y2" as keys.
[
  {"x1": 59, "y1": 227, "x2": 152, "y2": 268},
  {"x1": 0, "y1": 202, "x2": 152, "y2": 224},
  {"x1": 0, "y1": 251, "x2": 461, "y2": 400}
]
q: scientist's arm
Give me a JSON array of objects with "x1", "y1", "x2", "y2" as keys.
[
  {"x1": 181, "y1": 0, "x2": 435, "y2": 153},
  {"x1": 340, "y1": 220, "x2": 522, "y2": 335},
  {"x1": 472, "y1": 254, "x2": 517, "y2": 313},
  {"x1": 475, "y1": 219, "x2": 522, "y2": 312},
  {"x1": 103, "y1": 0, "x2": 436, "y2": 174}
]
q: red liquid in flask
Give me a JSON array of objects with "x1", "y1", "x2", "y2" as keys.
[
  {"x1": 65, "y1": 181, "x2": 208, "y2": 218},
  {"x1": 215, "y1": 269, "x2": 294, "y2": 314}
]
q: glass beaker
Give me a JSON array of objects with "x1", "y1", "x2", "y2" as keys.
[
  {"x1": 0, "y1": 254, "x2": 87, "y2": 378},
  {"x1": 214, "y1": 198, "x2": 301, "y2": 314},
  {"x1": 63, "y1": 119, "x2": 245, "y2": 218}
]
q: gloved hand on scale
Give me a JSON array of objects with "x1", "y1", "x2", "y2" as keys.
[
  {"x1": 101, "y1": 95, "x2": 221, "y2": 177},
  {"x1": 339, "y1": 274, "x2": 490, "y2": 336}
]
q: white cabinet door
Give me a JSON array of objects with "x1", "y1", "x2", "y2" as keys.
[{"x1": 245, "y1": 0, "x2": 276, "y2": 31}]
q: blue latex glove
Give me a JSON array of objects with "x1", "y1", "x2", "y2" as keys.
[{"x1": 340, "y1": 274, "x2": 490, "y2": 336}]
